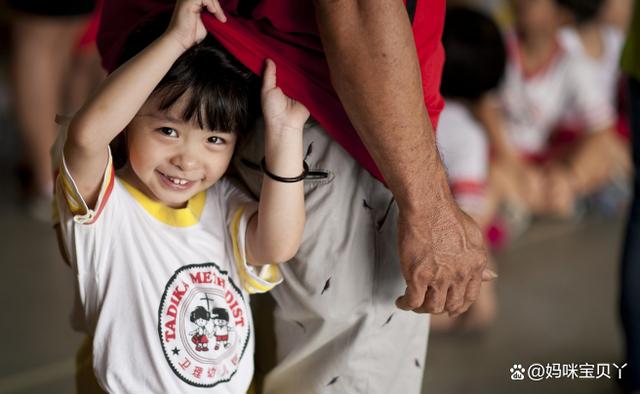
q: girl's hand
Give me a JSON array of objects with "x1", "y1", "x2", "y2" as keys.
[
  {"x1": 261, "y1": 59, "x2": 310, "y2": 134},
  {"x1": 167, "y1": 0, "x2": 226, "y2": 50}
]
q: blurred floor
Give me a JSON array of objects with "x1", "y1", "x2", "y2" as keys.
[
  {"x1": 423, "y1": 216, "x2": 625, "y2": 394},
  {"x1": 0, "y1": 170, "x2": 85, "y2": 394}
]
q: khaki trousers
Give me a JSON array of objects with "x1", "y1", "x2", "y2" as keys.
[{"x1": 234, "y1": 121, "x2": 430, "y2": 394}]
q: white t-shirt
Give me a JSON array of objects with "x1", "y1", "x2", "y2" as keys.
[
  {"x1": 55, "y1": 151, "x2": 282, "y2": 393},
  {"x1": 558, "y1": 26, "x2": 624, "y2": 128},
  {"x1": 437, "y1": 100, "x2": 488, "y2": 215},
  {"x1": 499, "y1": 35, "x2": 614, "y2": 154}
]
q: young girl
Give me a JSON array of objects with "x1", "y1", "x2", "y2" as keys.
[{"x1": 54, "y1": 0, "x2": 308, "y2": 392}]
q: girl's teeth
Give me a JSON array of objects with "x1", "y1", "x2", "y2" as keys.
[{"x1": 167, "y1": 176, "x2": 188, "y2": 185}]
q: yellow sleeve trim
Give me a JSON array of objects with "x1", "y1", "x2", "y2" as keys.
[
  {"x1": 231, "y1": 206, "x2": 283, "y2": 294},
  {"x1": 59, "y1": 166, "x2": 86, "y2": 215},
  {"x1": 57, "y1": 149, "x2": 115, "y2": 224}
]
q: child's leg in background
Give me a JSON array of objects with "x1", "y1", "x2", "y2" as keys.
[
  {"x1": 562, "y1": 130, "x2": 630, "y2": 197},
  {"x1": 10, "y1": 11, "x2": 89, "y2": 215}
]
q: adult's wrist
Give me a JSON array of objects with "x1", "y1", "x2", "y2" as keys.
[{"x1": 394, "y1": 159, "x2": 453, "y2": 221}]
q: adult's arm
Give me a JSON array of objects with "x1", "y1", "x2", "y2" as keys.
[{"x1": 313, "y1": 0, "x2": 494, "y2": 315}]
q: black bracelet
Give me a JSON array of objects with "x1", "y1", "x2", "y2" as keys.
[{"x1": 260, "y1": 157, "x2": 309, "y2": 183}]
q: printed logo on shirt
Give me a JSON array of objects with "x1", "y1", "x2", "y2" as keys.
[{"x1": 158, "y1": 262, "x2": 250, "y2": 387}]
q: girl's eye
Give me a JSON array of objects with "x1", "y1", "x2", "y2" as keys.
[
  {"x1": 207, "y1": 136, "x2": 225, "y2": 145},
  {"x1": 158, "y1": 127, "x2": 177, "y2": 137}
]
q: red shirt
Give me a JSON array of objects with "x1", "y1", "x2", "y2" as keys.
[{"x1": 98, "y1": 0, "x2": 445, "y2": 182}]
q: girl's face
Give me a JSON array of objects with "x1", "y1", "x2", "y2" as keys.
[
  {"x1": 511, "y1": 0, "x2": 562, "y2": 37},
  {"x1": 123, "y1": 94, "x2": 237, "y2": 208}
]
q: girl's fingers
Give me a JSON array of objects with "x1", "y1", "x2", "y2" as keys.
[
  {"x1": 203, "y1": 0, "x2": 226, "y2": 22},
  {"x1": 262, "y1": 59, "x2": 277, "y2": 93}
]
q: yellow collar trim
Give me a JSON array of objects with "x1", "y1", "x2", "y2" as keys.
[{"x1": 119, "y1": 178, "x2": 206, "y2": 227}]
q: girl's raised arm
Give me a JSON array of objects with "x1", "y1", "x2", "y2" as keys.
[
  {"x1": 63, "y1": 0, "x2": 225, "y2": 207},
  {"x1": 246, "y1": 60, "x2": 308, "y2": 265}
]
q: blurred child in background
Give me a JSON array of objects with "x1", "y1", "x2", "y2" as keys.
[
  {"x1": 556, "y1": 0, "x2": 632, "y2": 214},
  {"x1": 478, "y1": 0, "x2": 625, "y2": 226},
  {"x1": 432, "y1": 6, "x2": 507, "y2": 332},
  {"x1": 8, "y1": 1, "x2": 104, "y2": 220},
  {"x1": 557, "y1": 0, "x2": 625, "y2": 131}
]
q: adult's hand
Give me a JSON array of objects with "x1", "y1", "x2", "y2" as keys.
[
  {"x1": 396, "y1": 193, "x2": 494, "y2": 316},
  {"x1": 313, "y1": 0, "x2": 495, "y2": 315}
]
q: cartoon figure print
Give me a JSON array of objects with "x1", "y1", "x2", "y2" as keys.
[
  {"x1": 189, "y1": 306, "x2": 211, "y2": 352},
  {"x1": 211, "y1": 307, "x2": 232, "y2": 350}
]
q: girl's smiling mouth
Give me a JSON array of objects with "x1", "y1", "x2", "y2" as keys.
[{"x1": 156, "y1": 170, "x2": 198, "y2": 190}]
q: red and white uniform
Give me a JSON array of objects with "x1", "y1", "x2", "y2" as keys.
[{"x1": 499, "y1": 34, "x2": 614, "y2": 155}]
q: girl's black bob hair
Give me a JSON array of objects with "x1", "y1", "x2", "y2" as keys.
[{"x1": 111, "y1": 12, "x2": 260, "y2": 168}]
